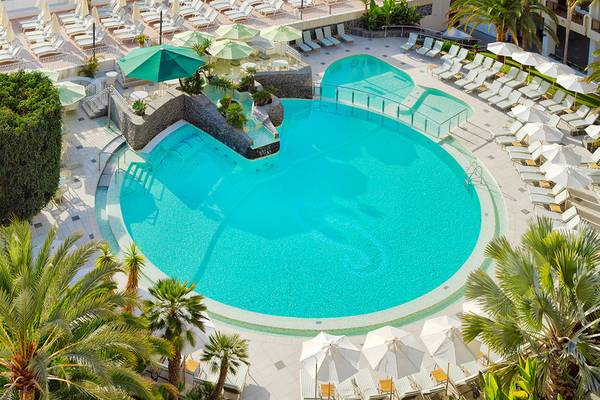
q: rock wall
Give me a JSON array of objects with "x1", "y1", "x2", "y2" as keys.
[{"x1": 254, "y1": 65, "x2": 313, "y2": 99}]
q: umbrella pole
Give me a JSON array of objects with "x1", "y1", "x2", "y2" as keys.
[
  {"x1": 314, "y1": 359, "x2": 317, "y2": 400},
  {"x1": 159, "y1": 10, "x2": 163, "y2": 45},
  {"x1": 445, "y1": 362, "x2": 450, "y2": 397},
  {"x1": 389, "y1": 375, "x2": 393, "y2": 400},
  {"x1": 92, "y1": 22, "x2": 96, "y2": 60}
]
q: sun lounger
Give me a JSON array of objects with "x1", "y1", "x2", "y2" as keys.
[
  {"x1": 426, "y1": 40, "x2": 443, "y2": 57},
  {"x1": 497, "y1": 66, "x2": 519, "y2": 84},
  {"x1": 20, "y1": 15, "x2": 46, "y2": 31},
  {"x1": 336, "y1": 24, "x2": 353, "y2": 43},
  {"x1": 464, "y1": 72, "x2": 487, "y2": 91},
  {"x1": 65, "y1": 19, "x2": 94, "y2": 36},
  {"x1": 530, "y1": 189, "x2": 569, "y2": 206},
  {"x1": 411, "y1": 371, "x2": 444, "y2": 396},
  {"x1": 505, "y1": 70, "x2": 528, "y2": 88},
  {"x1": 32, "y1": 39, "x2": 64, "y2": 57},
  {"x1": 415, "y1": 37, "x2": 433, "y2": 55},
  {"x1": 454, "y1": 48, "x2": 469, "y2": 63},
  {"x1": 441, "y1": 44, "x2": 459, "y2": 62},
  {"x1": 555, "y1": 215, "x2": 582, "y2": 231},
  {"x1": 493, "y1": 120, "x2": 524, "y2": 142},
  {"x1": 354, "y1": 370, "x2": 388, "y2": 400},
  {"x1": 479, "y1": 81, "x2": 502, "y2": 100},
  {"x1": 114, "y1": 23, "x2": 145, "y2": 42},
  {"x1": 75, "y1": 31, "x2": 106, "y2": 47},
  {"x1": 302, "y1": 31, "x2": 320, "y2": 50},
  {"x1": 488, "y1": 86, "x2": 512, "y2": 104},
  {"x1": 295, "y1": 39, "x2": 311, "y2": 53},
  {"x1": 567, "y1": 110, "x2": 599, "y2": 131},
  {"x1": 400, "y1": 32, "x2": 418, "y2": 52},
  {"x1": 315, "y1": 28, "x2": 334, "y2": 47},
  {"x1": 211, "y1": 0, "x2": 236, "y2": 10},
  {"x1": 529, "y1": 184, "x2": 565, "y2": 197},
  {"x1": 256, "y1": 0, "x2": 281, "y2": 14},
  {"x1": 537, "y1": 205, "x2": 578, "y2": 221},
  {"x1": 0, "y1": 45, "x2": 22, "y2": 64},
  {"x1": 338, "y1": 378, "x2": 361, "y2": 400},
  {"x1": 464, "y1": 53, "x2": 484, "y2": 71},
  {"x1": 516, "y1": 165, "x2": 541, "y2": 173},
  {"x1": 523, "y1": 80, "x2": 551, "y2": 99},
  {"x1": 156, "y1": 15, "x2": 185, "y2": 32},
  {"x1": 518, "y1": 76, "x2": 542, "y2": 94},
  {"x1": 521, "y1": 171, "x2": 547, "y2": 183},
  {"x1": 496, "y1": 90, "x2": 523, "y2": 111},
  {"x1": 189, "y1": 9, "x2": 218, "y2": 27},
  {"x1": 393, "y1": 377, "x2": 420, "y2": 399},
  {"x1": 548, "y1": 95, "x2": 575, "y2": 114},
  {"x1": 506, "y1": 141, "x2": 541, "y2": 155},
  {"x1": 454, "y1": 70, "x2": 478, "y2": 87},
  {"x1": 482, "y1": 60, "x2": 503, "y2": 79},
  {"x1": 473, "y1": 56, "x2": 493, "y2": 74},
  {"x1": 438, "y1": 62, "x2": 462, "y2": 80},
  {"x1": 562, "y1": 105, "x2": 590, "y2": 122},
  {"x1": 180, "y1": 0, "x2": 203, "y2": 15},
  {"x1": 323, "y1": 26, "x2": 341, "y2": 46},
  {"x1": 432, "y1": 60, "x2": 454, "y2": 76},
  {"x1": 539, "y1": 90, "x2": 566, "y2": 109}
]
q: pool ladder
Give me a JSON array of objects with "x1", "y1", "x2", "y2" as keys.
[{"x1": 466, "y1": 161, "x2": 484, "y2": 185}]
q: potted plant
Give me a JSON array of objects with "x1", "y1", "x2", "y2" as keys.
[
  {"x1": 135, "y1": 34, "x2": 149, "y2": 48},
  {"x1": 80, "y1": 56, "x2": 99, "y2": 78},
  {"x1": 132, "y1": 99, "x2": 147, "y2": 116},
  {"x1": 236, "y1": 73, "x2": 255, "y2": 93},
  {"x1": 225, "y1": 103, "x2": 247, "y2": 130}
]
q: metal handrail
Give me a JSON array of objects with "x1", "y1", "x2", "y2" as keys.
[
  {"x1": 314, "y1": 82, "x2": 470, "y2": 137},
  {"x1": 380, "y1": 24, "x2": 480, "y2": 48}
]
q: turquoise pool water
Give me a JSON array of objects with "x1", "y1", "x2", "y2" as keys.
[
  {"x1": 321, "y1": 55, "x2": 472, "y2": 136},
  {"x1": 119, "y1": 99, "x2": 482, "y2": 318}
]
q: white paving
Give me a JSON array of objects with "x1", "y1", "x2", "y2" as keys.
[{"x1": 29, "y1": 35, "x2": 538, "y2": 400}]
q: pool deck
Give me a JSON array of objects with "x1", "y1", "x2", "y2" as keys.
[{"x1": 31, "y1": 35, "x2": 534, "y2": 400}]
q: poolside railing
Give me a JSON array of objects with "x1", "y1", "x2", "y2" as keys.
[
  {"x1": 379, "y1": 25, "x2": 480, "y2": 49},
  {"x1": 313, "y1": 83, "x2": 470, "y2": 138}
]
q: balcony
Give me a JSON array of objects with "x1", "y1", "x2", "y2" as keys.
[{"x1": 547, "y1": 0, "x2": 586, "y2": 25}]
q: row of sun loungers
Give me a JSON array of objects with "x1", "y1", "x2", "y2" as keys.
[{"x1": 295, "y1": 24, "x2": 352, "y2": 52}]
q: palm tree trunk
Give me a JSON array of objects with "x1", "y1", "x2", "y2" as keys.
[
  {"x1": 547, "y1": 357, "x2": 577, "y2": 400},
  {"x1": 209, "y1": 362, "x2": 229, "y2": 400},
  {"x1": 168, "y1": 350, "x2": 182, "y2": 393},
  {"x1": 563, "y1": 7, "x2": 573, "y2": 64},
  {"x1": 19, "y1": 389, "x2": 35, "y2": 400}
]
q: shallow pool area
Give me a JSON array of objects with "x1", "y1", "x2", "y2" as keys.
[{"x1": 115, "y1": 99, "x2": 483, "y2": 320}]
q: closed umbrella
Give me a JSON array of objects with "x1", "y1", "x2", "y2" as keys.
[
  {"x1": 79, "y1": 0, "x2": 89, "y2": 19},
  {"x1": 56, "y1": 81, "x2": 87, "y2": 108},
  {"x1": 4, "y1": 20, "x2": 14, "y2": 43},
  {"x1": 117, "y1": 0, "x2": 127, "y2": 11},
  {"x1": 545, "y1": 164, "x2": 591, "y2": 188},
  {"x1": 208, "y1": 39, "x2": 253, "y2": 60},
  {"x1": 171, "y1": 0, "x2": 180, "y2": 16},
  {"x1": 91, "y1": 6, "x2": 100, "y2": 25},
  {"x1": 300, "y1": 332, "x2": 360, "y2": 399},
  {"x1": 557, "y1": 74, "x2": 597, "y2": 103},
  {"x1": 511, "y1": 104, "x2": 550, "y2": 123},
  {"x1": 49, "y1": 13, "x2": 61, "y2": 34},
  {"x1": 40, "y1": 0, "x2": 52, "y2": 23},
  {"x1": 173, "y1": 31, "x2": 214, "y2": 47},
  {"x1": 421, "y1": 316, "x2": 480, "y2": 394},
  {"x1": 261, "y1": 25, "x2": 302, "y2": 42},
  {"x1": 487, "y1": 41, "x2": 521, "y2": 57},
  {"x1": 118, "y1": 45, "x2": 205, "y2": 82},
  {"x1": 515, "y1": 122, "x2": 563, "y2": 143},
  {"x1": 132, "y1": 4, "x2": 142, "y2": 24},
  {"x1": 0, "y1": 3, "x2": 8, "y2": 31},
  {"x1": 585, "y1": 125, "x2": 600, "y2": 140},
  {"x1": 215, "y1": 23, "x2": 259, "y2": 41},
  {"x1": 363, "y1": 326, "x2": 424, "y2": 399}
]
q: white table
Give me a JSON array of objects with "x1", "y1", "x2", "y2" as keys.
[
  {"x1": 105, "y1": 71, "x2": 118, "y2": 86},
  {"x1": 272, "y1": 59, "x2": 289, "y2": 70},
  {"x1": 130, "y1": 90, "x2": 149, "y2": 101}
]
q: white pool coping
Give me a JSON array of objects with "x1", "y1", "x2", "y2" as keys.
[{"x1": 104, "y1": 115, "x2": 508, "y2": 335}]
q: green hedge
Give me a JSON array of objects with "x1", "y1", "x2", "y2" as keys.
[{"x1": 0, "y1": 71, "x2": 62, "y2": 223}]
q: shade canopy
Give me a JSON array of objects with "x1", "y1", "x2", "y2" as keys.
[
  {"x1": 118, "y1": 45, "x2": 205, "y2": 82},
  {"x1": 173, "y1": 31, "x2": 214, "y2": 47},
  {"x1": 0, "y1": 3, "x2": 8, "y2": 31},
  {"x1": 4, "y1": 19, "x2": 14, "y2": 43},
  {"x1": 362, "y1": 326, "x2": 425, "y2": 379},
  {"x1": 300, "y1": 332, "x2": 360, "y2": 383},
  {"x1": 56, "y1": 81, "x2": 87, "y2": 107},
  {"x1": 512, "y1": 51, "x2": 546, "y2": 67},
  {"x1": 511, "y1": 104, "x2": 550, "y2": 123},
  {"x1": 542, "y1": 144, "x2": 592, "y2": 166},
  {"x1": 545, "y1": 165, "x2": 591, "y2": 188},
  {"x1": 208, "y1": 39, "x2": 253, "y2": 60},
  {"x1": 442, "y1": 27, "x2": 471, "y2": 40},
  {"x1": 515, "y1": 122, "x2": 563, "y2": 143},
  {"x1": 50, "y1": 13, "x2": 61, "y2": 34},
  {"x1": 556, "y1": 74, "x2": 597, "y2": 94},
  {"x1": 585, "y1": 125, "x2": 600, "y2": 140},
  {"x1": 91, "y1": 6, "x2": 100, "y2": 24},
  {"x1": 79, "y1": 0, "x2": 89, "y2": 19},
  {"x1": 420, "y1": 316, "x2": 480, "y2": 366},
  {"x1": 487, "y1": 41, "x2": 520, "y2": 56},
  {"x1": 215, "y1": 23, "x2": 259, "y2": 40},
  {"x1": 261, "y1": 25, "x2": 302, "y2": 42},
  {"x1": 132, "y1": 4, "x2": 142, "y2": 24},
  {"x1": 536, "y1": 61, "x2": 575, "y2": 78},
  {"x1": 171, "y1": 0, "x2": 180, "y2": 16},
  {"x1": 40, "y1": 0, "x2": 51, "y2": 23}
]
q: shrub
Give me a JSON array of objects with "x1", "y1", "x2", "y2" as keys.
[
  {"x1": 180, "y1": 72, "x2": 205, "y2": 95},
  {"x1": 217, "y1": 95, "x2": 232, "y2": 116},
  {"x1": 80, "y1": 56, "x2": 99, "y2": 78},
  {"x1": 0, "y1": 71, "x2": 62, "y2": 224},
  {"x1": 252, "y1": 90, "x2": 272, "y2": 106},
  {"x1": 210, "y1": 75, "x2": 234, "y2": 94},
  {"x1": 225, "y1": 103, "x2": 247, "y2": 129},
  {"x1": 135, "y1": 34, "x2": 149, "y2": 47},
  {"x1": 132, "y1": 99, "x2": 146, "y2": 116},
  {"x1": 362, "y1": 0, "x2": 422, "y2": 31},
  {"x1": 236, "y1": 73, "x2": 255, "y2": 93}
]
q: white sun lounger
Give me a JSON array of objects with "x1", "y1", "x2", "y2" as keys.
[
  {"x1": 506, "y1": 141, "x2": 541, "y2": 155},
  {"x1": 336, "y1": 24, "x2": 353, "y2": 43},
  {"x1": 295, "y1": 39, "x2": 311, "y2": 53},
  {"x1": 518, "y1": 76, "x2": 542, "y2": 94},
  {"x1": 302, "y1": 31, "x2": 320, "y2": 50},
  {"x1": 454, "y1": 48, "x2": 469, "y2": 63},
  {"x1": 497, "y1": 66, "x2": 519, "y2": 84},
  {"x1": 323, "y1": 26, "x2": 341, "y2": 46},
  {"x1": 497, "y1": 90, "x2": 523, "y2": 110},
  {"x1": 529, "y1": 184, "x2": 566, "y2": 197},
  {"x1": 454, "y1": 69, "x2": 478, "y2": 87},
  {"x1": 478, "y1": 81, "x2": 502, "y2": 100},
  {"x1": 441, "y1": 44, "x2": 459, "y2": 62},
  {"x1": 530, "y1": 189, "x2": 569, "y2": 206},
  {"x1": 504, "y1": 70, "x2": 527, "y2": 88},
  {"x1": 354, "y1": 370, "x2": 388, "y2": 400},
  {"x1": 562, "y1": 105, "x2": 590, "y2": 122},
  {"x1": 539, "y1": 90, "x2": 566, "y2": 109},
  {"x1": 400, "y1": 32, "x2": 418, "y2": 52},
  {"x1": 548, "y1": 95, "x2": 575, "y2": 114},
  {"x1": 438, "y1": 62, "x2": 462, "y2": 80},
  {"x1": 415, "y1": 37, "x2": 433, "y2": 55},
  {"x1": 567, "y1": 110, "x2": 599, "y2": 131},
  {"x1": 488, "y1": 86, "x2": 512, "y2": 104},
  {"x1": 482, "y1": 60, "x2": 503, "y2": 79},
  {"x1": 473, "y1": 56, "x2": 493, "y2": 74},
  {"x1": 426, "y1": 40, "x2": 443, "y2": 57},
  {"x1": 537, "y1": 205, "x2": 578, "y2": 222},
  {"x1": 432, "y1": 60, "x2": 453, "y2": 76},
  {"x1": 0, "y1": 45, "x2": 22, "y2": 64},
  {"x1": 464, "y1": 53, "x2": 484, "y2": 71},
  {"x1": 523, "y1": 80, "x2": 551, "y2": 99},
  {"x1": 315, "y1": 28, "x2": 334, "y2": 47},
  {"x1": 189, "y1": 10, "x2": 218, "y2": 27},
  {"x1": 32, "y1": 39, "x2": 64, "y2": 57},
  {"x1": 464, "y1": 72, "x2": 487, "y2": 91}
]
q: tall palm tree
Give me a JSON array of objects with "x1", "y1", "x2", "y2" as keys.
[
  {"x1": 201, "y1": 332, "x2": 249, "y2": 400},
  {"x1": 462, "y1": 218, "x2": 600, "y2": 399},
  {"x1": 144, "y1": 278, "x2": 208, "y2": 391},
  {"x1": 0, "y1": 220, "x2": 169, "y2": 400},
  {"x1": 123, "y1": 242, "x2": 145, "y2": 313},
  {"x1": 449, "y1": 0, "x2": 522, "y2": 43},
  {"x1": 518, "y1": 0, "x2": 557, "y2": 51}
]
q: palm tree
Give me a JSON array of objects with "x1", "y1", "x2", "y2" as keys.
[
  {"x1": 449, "y1": 0, "x2": 522, "y2": 43},
  {"x1": 144, "y1": 278, "x2": 208, "y2": 391},
  {"x1": 123, "y1": 242, "x2": 145, "y2": 313},
  {"x1": 586, "y1": 48, "x2": 600, "y2": 82},
  {"x1": 0, "y1": 220, "x2": 169, "y2": 400},
  {"x1": 517, "y1": 0, "x2": 557, "y2": 51},
  {"x1": 462, "y1": 218, "x2": 600, "y2": 399},
  {"x1": 562, "y1": 0, "x2": 586, "y2": 64},
  {"x1": 201, "y1": 332, "x2": 249, "y2": 400}
]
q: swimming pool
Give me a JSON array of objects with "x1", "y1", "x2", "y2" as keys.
[
  {"x1": 116, "y1": 99, "x2": 483, "y2": 320},
  {"x1": 321, "y1": 55, "x2": 472, "y2": 136}
]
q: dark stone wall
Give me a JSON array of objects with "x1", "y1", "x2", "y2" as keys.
[{"x1": 254, "y1": 65, "x2": 313, "y2": 99}]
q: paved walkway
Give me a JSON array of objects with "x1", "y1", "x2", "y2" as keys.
[{"x1": 30, "y1": 35, "x2": 536, "y2": 400}]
